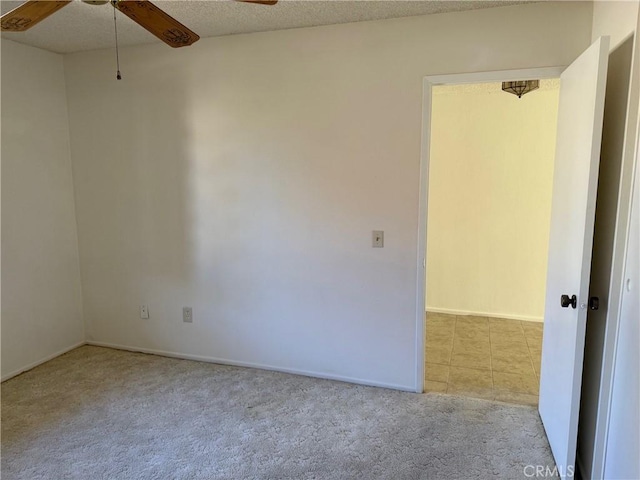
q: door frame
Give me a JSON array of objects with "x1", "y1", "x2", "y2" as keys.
[
  {"x1": 415, "y1": 66, "x2": 566, "y2": 393},
  {"x1": 592, "y1": 27, "x2": 640, "y2": 479}
]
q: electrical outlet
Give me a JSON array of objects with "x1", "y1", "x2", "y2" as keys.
[
  {"x1": 140, "y1": 305, "x2": 149, "y2": 319},
  {"x1": 372, "y1": 230, "x2": 384, "y2": 248},
  {"x1": 182, "y1": 307, "x2": 193, "y2": 323}
]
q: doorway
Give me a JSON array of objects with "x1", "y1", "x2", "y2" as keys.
[
  {"x1": 416, "y1": 69, "x2": 563, "y2": 405},
  {"x1": 416, "y1": 39, "x2": 616, "y2": 475}
]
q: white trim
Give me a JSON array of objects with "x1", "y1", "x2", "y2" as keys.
[
  {"x1": 415, "y1": 66, "x2": 565, "y2": 395},
  {"x1": 426, "y1": 307, "x2": 543, "y2": 323},
  {"x1": 1, "y1": 341, "x2": 86, "y2": 382},
  {"x1": 86, "y1": 341, "x2": 416, "y2": 392},
  {"x1": 414, "y1": 76, "x2": 432, "y2": 394}
]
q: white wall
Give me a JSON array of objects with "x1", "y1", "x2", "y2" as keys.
[
  {"x1": 426, "y1": 81, "x2": 559, "y2": 322},
  {"x1": 62, "y1": 2, "x2": 593, "y2": 390},
  {"x1": 1, "y1": 40, "x2": 84, "y2": 380},
  {"x1": 592, "y1": 0, "x2": 639, "y2": 50}
]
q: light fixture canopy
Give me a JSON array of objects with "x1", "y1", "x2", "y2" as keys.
[{"x1": 502, "y1": 80, "x2": 540, "y2": 98}]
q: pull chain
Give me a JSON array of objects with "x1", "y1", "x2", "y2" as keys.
[{"x1": 113, "y1": 2, "x2": 122, "y2": 80}]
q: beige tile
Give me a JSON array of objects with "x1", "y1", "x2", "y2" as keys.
[
  {"x1": 491, "y1": 353, "x2": 535, "y2": 376},
  {"x1": 523, "y1": 325, "x2": 543, "y2": 337},
  {"x1": 527, "y1": 342, "x2": 543, "y2": 360},
  {"x1": 426, "y1": 334, "x2": 451, "y2": 347},
  {"x1": 426, "y1": 316, "x2": 456, "y2": 343},
  {"x1": 447, "y1": 384, "x2": 495, "y2": 401},
  {"x1": 531, "y1": 352, "x2": 542, "y2": 375},
  {"x1": 491, "y1": 342, "x2": 531, "y2": 357},
  {"x1": 491, "y1": 329, "x2": 528, "y2": 344},
  {"x1": 527, "y1": 342, "x2": 542, "y2": 353},
  {"x1": 456, "y1": 316, "x2": 490, "y2": 333},
  {"x1": 526, "y1": 338, "x2": 543, "y2": 369},
  {"x1": 426, "y1": 337, "x2": 453, "y2": 348},
  {"x1": 426, "y1": 312, "x2": 456, "y2": 322},
  {"x1": 525, "y1": 333, "x2": 543, "y2": 351},
  {"x1": 457, "y1": 315, "x2": 489, "y2": 325},
  {"x1": 424, "y1": 316, "x2": 547, "y2": 405},
  {"x1": 456, "y1": 328, "x2": 490, "y2": 342},
  {"x1": 426, "y1": 344, "x2": 452, "y2": 365},
  {"x1": 451, "y1": 350, "x2": 491, "y2": 370},
  {"x1": 489, "y1": 317, "x2": 524, "y2": 334},
  {"x1": 495, "y1": 343, "x2": 528, "y2": 358},
  {"x1": 491, "y1": 343, "x2": 531, "y2": 359},
  {"x1": 533, "y1": 364, "x2": 541, "y2": 377},
  {"x1": 521, "y1": 321, "x2": 544, "y2": 335},
  {"x1": 493, "y1": 370, "x2": 540, "y2": 395},
  {"x1": 494, "y1": 353, "x2": 529, "y2": 369},
  {"x1": 447, "y1": 366, "x2": 494, "y2": 400},
  {"x1": 524, "y1": 322, "x2": 543, "y2": 333},
  {"x1": 425, "y1": 380, "x2": 448, "y2": 393},
  {"x1": 425, "y1": 363, "x2": 450, "y2": 383},
  {"x1": 452, "y1": 337, "x2": 491, "y2": 356},
  {"x1": 426, "y1": 313, "x2": 456, "y2": 330},
  {"x1": 427, "y1": 319, "x2": 454, "y2": 328},
  {"x1": 455, "y1": 326, "x2": 490, "y2": 337},
  {"x1": 455, "y1": 319, "x2": 490, "y2": 343},
  {"x1": 426, "y1": 327, "x2": 455, "y2": 343},
  {"x1": 449, "y1": 366, "x2": 493, "y2": 389},
  {"x1": 494, "y1": 391, "x2": 538, "y2": 406},
  {"x1": 427, "y1": 316, "x2": 455, "y2": 328},
  {"x1": 490, "y1": 328, "x2": 527, "y2": 343}
]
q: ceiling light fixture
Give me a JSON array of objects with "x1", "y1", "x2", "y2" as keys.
[{"x1": 502, "y1": 80, "x2": 539, "y2": 98}]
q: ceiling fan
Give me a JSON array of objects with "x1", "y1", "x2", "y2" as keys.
[{"x1": 1, "y1": 0, "x2": 277, "y2": 48}]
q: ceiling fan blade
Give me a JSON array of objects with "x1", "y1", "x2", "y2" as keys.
[
  {"x1": 235, "y1": 0, "x2": 278, "y2": 5},
  {"x1": 1, "y1": 1, "x2": 71, "y2": 32},
  {"x1": 112, "y1": 0, "x2": 199, "y2": 48}
]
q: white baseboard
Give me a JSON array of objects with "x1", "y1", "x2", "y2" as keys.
[
  {"x1": 426, "y1": 306, "x2": 543, "y2": 323},
  {"x1": 86, "y1": 341, "x2": 415, "y2": 392},
  {"x1": 1, "y1": 341, "x2": 86, "y2": 382}
]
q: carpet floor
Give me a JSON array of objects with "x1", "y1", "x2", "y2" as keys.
[{"x1": 1, "y1": 346, "x2": 556, "y2": 479}]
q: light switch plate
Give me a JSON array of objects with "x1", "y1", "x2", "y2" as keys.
[
  {"x1": 183, "y1": 306, "x2": 193, "y2": 323},
  {"x1": 140, "y1": 305, "x2": 149, "y2": 319},
  {"x1": 372, "y1": 230, "x2": 384, "y2": 248}
]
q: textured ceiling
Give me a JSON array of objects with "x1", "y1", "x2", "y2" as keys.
[{"x1": 1, "y1": 0, "x2": 533, "y2": 54}]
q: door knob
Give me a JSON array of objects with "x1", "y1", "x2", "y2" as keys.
[
  {"x1": 561, "y1": 294, "x2": 577, "y2": 309},
  {"x1": 589, "y1": 296, "x2": 599, "y2": 310}
]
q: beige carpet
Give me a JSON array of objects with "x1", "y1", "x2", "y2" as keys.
[{"x1": 1, "y1": 346, "x2": 556, "y2": 479}]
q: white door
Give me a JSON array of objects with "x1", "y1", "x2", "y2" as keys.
[{"x1": 539, "y1": 36, "x2": 610, "y2": 478}]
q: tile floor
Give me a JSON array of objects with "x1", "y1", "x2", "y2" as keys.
[{"x1": 425, "y1": 312, "x2": 543, "y2": 406}]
